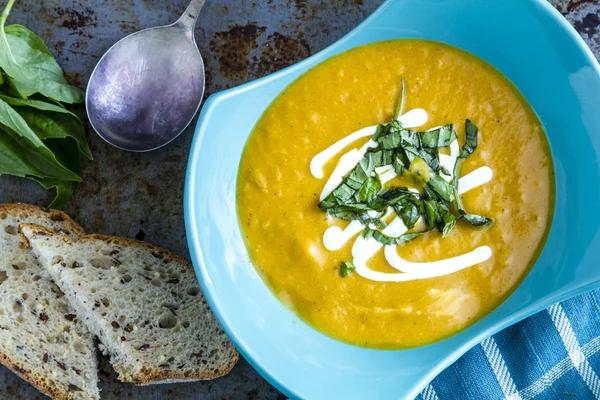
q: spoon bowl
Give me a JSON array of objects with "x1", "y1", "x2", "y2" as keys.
[{"x1": 87, "y1": 0, "x2": 205, "y2": 152}]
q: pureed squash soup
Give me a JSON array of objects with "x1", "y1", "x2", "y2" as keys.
[{"x1": 237, "y1": 40, "x2": 554, "y2": 348}]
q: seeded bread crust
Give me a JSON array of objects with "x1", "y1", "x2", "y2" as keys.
[
  {"x1": 0, "y1": 204, "x2": 98, "y2": 400},
  {"x1": 21, "y1": 224, "x2": 239, "y2": 385},
  {"x1": 1, "y1": 203, "x2": 84, "y2": 237},
  {"x1": 0, "y1": 352, "x2": 68, "y2": 400}
]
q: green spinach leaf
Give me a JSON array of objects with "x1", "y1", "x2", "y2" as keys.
[
  {"x1": 14, "y1": 107, "x2": 92, "y2": 160},
  {"x1": 0, "y1": 125, "x2": 80, "y2": 182},
  {"x1": 34, "y1": 138, "x2": 81, "y2": 209},
  {"x1": 0, "y1": 97, "x2": 80, "y2": 181},
  {"x1": 0, "y1": 0, "x2": 84, "y2": 103},
  {"x1": 0, "y1": 0, "x2": 91, "y2": 209}
]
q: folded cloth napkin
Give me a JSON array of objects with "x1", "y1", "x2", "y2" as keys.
[{"x1": 418, "y1": 289, "x2": 600, "y2": 400}]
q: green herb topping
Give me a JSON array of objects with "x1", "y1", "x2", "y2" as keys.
[
  {"x1": 318, "y1": 81, "x2": 492, "y2": 251},
  {"x1": 340, "y1": 261, "x2": 356, "y2": 277},
  {"x1": 0, "y1": 0, "x2": 90, "y2": 209}
]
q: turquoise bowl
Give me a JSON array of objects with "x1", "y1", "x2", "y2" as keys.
[{"x1": 185, "y1": 0, "x2": 600, "y2": 398}]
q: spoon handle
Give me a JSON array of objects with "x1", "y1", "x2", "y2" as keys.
[{"x1": 176, "y1": 0, "x2": 206, "y2": 32}]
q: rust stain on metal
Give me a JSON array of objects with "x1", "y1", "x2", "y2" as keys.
[
  {"x1": 553, "y1": 0, "x2": 599, "y2": 13},
  {"x1": 574, "y1": 11, "x2": 600, "y2": 36},
  {"x1": 294, "y1": 0, "x2": 309, "y2": 17},
  {"x1": 255, "y1": 32, "x2": 311, "y2": 78},
  {"x1": 53, "y1": 6, "x2": 96, "y2": 33},
  {"x1": 203, "y1": 66, "x2": 216, "y2": 100},
  {"x1": 210, "y1": 24, "x2": 311, "y2": 84},
  {"x1": 550, "y1": 0, "x2": 600, "y2": 54},
  {"x1": 210, "y1": 23, "x2": 267, "y2": 81},
  {"x1": 53, "y1": 40, "x2": 66, "y2": 58},
  {"x1": 119, "y1": 21, "x2": 138, "y2": 32},
  {"x1": 63, "y1": 70, "x2": 84, "y2": 88}
]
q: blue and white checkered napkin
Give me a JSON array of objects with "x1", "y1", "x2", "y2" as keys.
[{"x1": 417, "y1": 289, "x2": 600, "y2": 400}]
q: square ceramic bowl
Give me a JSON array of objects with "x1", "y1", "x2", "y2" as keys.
[{"x1": 184, "y1": 0, "x2": 600, "y2": 398}]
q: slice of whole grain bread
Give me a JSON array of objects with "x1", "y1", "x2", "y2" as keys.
[
  {"x1": 0, "y1": 204, "x2": 99, "y2": 400},
  {"x1": 21, "y1": 224, "x2": 239, "y2": 385}
]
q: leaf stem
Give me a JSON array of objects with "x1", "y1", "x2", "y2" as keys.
[
  {"x1": 394, "y1": 77, "x2": 406, "y2": 119},
  {"x1": 0, "y1": 0, "x2": 16, "y2": 28}
]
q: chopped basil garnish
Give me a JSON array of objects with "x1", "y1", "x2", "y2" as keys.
[
  {"x1": 426, "y1": 173, "x2": 455, "y2": 203},
  {"x1": 357, "y1": 175, "x2": 382, "y2": 203},
  {"x1": 318, "y1": 83, "x2": 492, "y2": 250},
  {"x1": 326, "y1": 207, "x2": 386, "y2": 229},
  {"x1": 461, "y1": 213, "x2": 492, "y2": 227},
  {"x1": 340, "y1": 261, "x2": 356, "y2": 277},
  {"x1": 452, "y1": 119, "x2": 493, "y2": 228},
  {"x1": 421, "y1": 124, "x2": 457, "y2": 148}
]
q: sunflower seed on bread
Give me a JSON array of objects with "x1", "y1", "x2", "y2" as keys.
[
  {"x1": 20, "y1": 224, "x2": 239, "y2": 385},
  {"x1": 0, "y1": 204, "x2": 99, "y2": 400}
]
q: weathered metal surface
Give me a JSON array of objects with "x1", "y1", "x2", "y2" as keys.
[{"x1": 0, "y1": 0, "x2": 597, "y2": 399}]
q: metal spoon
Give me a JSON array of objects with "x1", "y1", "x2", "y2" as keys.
[{"x1": 86, "y1": 0, "x2": 206, "y2": 152}]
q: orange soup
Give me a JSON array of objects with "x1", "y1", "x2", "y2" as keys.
[{"x1": 237, "y1": 40, "x2": 554, "y2": 348}]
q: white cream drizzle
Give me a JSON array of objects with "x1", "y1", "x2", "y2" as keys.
[
  {"x1": 352, "y1": 246, "x2": 492, "y2": 282},
  {"x1": 385, "y1": 246, "x2": 492, "y2": 274},
  {"x1": 323, "y1": 221, "x2": 364, "y2": 251},
  {"x1": 312, "y1": 108, "x2": 494, "y2": 282},
  {"x1": 458, "y1": 167, "x2": 493, "y2": 194},
  {"x1": 310, "y1": 108, "x2": 428, "y2": 179}
]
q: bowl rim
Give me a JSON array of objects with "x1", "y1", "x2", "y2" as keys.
[{"x1": 184, "y1": 0, "x2": 600, "y2": 398}]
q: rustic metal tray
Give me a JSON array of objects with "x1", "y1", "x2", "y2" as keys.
[{"x1": 0, "y1": 0, "x2": 597, "y2": 398}]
